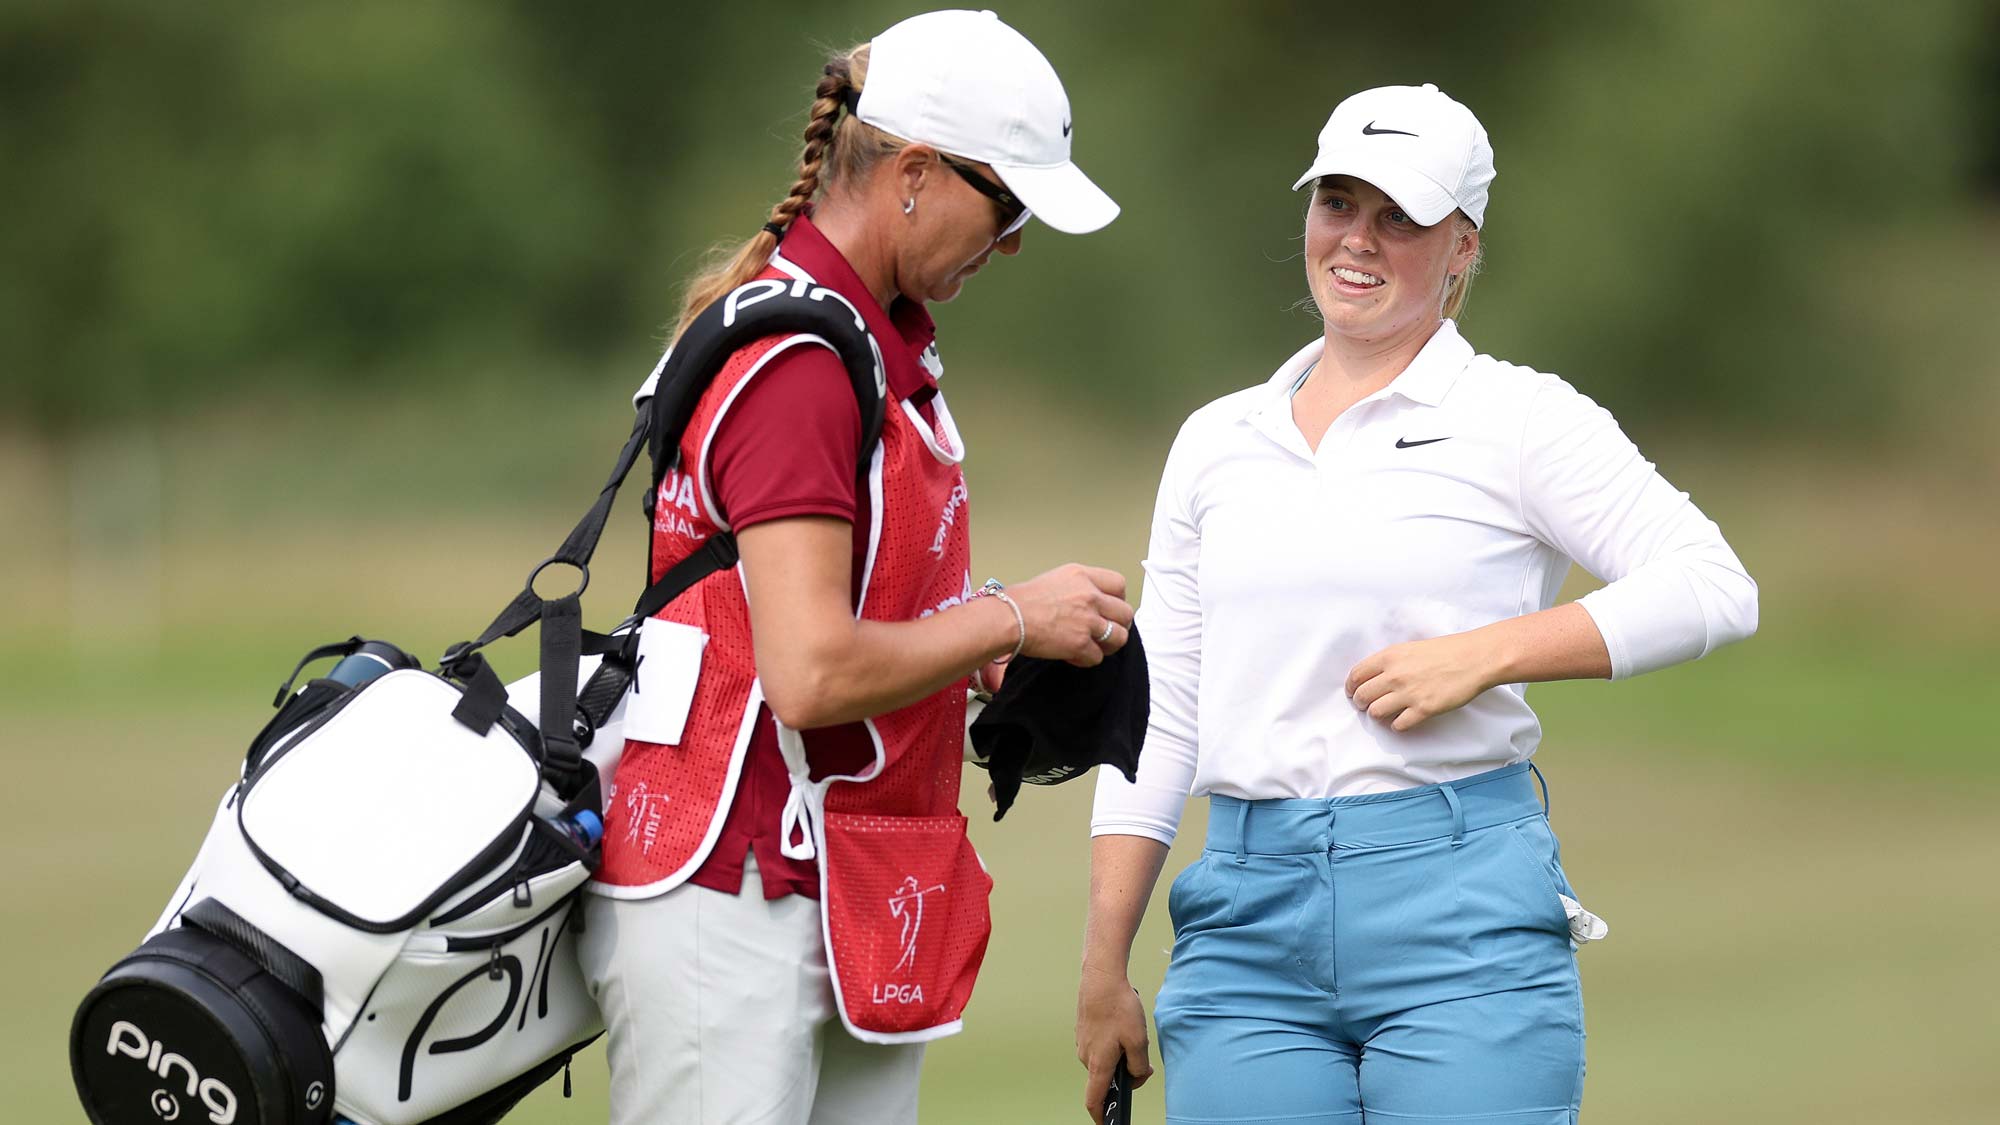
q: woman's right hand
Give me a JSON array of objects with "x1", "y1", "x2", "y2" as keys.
[
  {"x1": 1076, "y1": 964, "x2": 1154, "y2": 1122},
  {"x1": 1007, "y1": 564, "x2": 1134, "y2": 666}
]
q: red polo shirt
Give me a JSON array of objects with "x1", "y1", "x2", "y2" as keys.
[{"x1": 687, "y1": 214, "x2": 943, "y2": 900}]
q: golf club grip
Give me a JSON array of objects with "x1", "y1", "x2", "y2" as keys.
[{"x1": 1102, "y1": 1057, "x2": 1133, "y2": 1125}]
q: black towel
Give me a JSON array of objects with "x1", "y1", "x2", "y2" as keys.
[{"x1": 969, "y1": 624, "x2": 1149, "y2": 820}]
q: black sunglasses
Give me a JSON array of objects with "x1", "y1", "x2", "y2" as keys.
[{"x1": 939, "y1": 153, "x2": 1030, "y2": 237}]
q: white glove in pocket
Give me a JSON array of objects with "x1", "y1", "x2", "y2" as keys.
[{"x1": 1560, "y1": 894, "x2": 1609, "y2": 945}]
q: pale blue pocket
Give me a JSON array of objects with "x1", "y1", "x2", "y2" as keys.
[{"x1": 1167, "y1": 854, "x2": 1242, "y2": 936}]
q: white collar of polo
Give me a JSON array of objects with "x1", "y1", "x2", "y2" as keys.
[
  {"x1": 1248, "y1": 319, "x2": 1475, "y2": 423},
  {"x1": 1382, "y1": 319, "x2": 1475, "y2": 406}
]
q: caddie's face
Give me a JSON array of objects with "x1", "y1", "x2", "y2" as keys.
[
  {"x1": 1305, "y1": 175, "x2": 1477, "y2": 343},
  {"x1": 896, "y1": 150, "x2": 1025, "y2": 305}
]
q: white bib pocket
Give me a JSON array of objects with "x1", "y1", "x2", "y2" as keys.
[{"x1": 622, "y1": 618, "x2": 708, "y2": 746}]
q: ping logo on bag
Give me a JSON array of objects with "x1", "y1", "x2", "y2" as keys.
[
  {"x1": 397, "y1": 910, "x2": 579, "y2": 1104},
  {"x1": 718, "y1": 278, "x2": 888, "y2": 400},
  {"x1": 721, "y1": 277, "x2": 863, "y2": 333},
  {"x1": 105, "y1": 1021, "x2": 238, "y2": 1124}
]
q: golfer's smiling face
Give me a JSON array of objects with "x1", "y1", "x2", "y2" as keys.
[{"x1": 1305, "y1": 174, "x2": 1476, "y2": 344}]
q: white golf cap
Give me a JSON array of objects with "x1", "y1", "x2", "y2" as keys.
[
  {"x1": 858, "y1": 9, "x2": 1119, "y2": 235},
  {"x1": 1291, "y1": 83, "x2": 1495, "y2": 228}
]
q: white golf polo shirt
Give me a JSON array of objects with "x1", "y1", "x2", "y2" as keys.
[{"x1": 1092, "y1": 321, "x2": 1758, "y2": 846}]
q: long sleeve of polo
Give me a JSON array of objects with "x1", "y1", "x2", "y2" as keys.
[
  {"x1": 1091, "y1": 423, "x2": 1204, "y2": 846},
  {"x1": 1520, "y1": 378, "x2": 1759, "y2": 679}
]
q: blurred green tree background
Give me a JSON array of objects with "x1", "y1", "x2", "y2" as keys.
[
  {"x1": 6, "y1": 0, "x2": 1995, "y2": 435},
  {"x1": 6, "y1": 3, "x2": 1999, "y2": 1123}
]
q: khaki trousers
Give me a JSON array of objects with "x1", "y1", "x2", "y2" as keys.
[{"x1": 578, "y1": 855, "x2": 924, "y2": 1125}]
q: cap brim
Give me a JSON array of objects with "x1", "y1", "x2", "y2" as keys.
[
  {"x1": 991, "y1": 160, "x2": 1120, "y2": 234},
  {"x1": 1291, "y1": 155, "x2": 1459, "y2": 227}
]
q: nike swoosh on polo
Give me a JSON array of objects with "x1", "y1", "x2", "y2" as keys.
[
  {"x1": 1395, "y1": 436, "x2": 1451, "y2": 448},
  {"x1": 1362, "y1": 121, "x2": 1419, "y2": 137}
]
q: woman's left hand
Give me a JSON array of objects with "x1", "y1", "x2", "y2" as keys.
[{"x1": 1346, "y1": 631, "x2": 1497, "y2": 732}]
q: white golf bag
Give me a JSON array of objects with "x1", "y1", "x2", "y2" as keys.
[
  {"x1": 71, "y1": 624, "x2": 631, "y2": 1125},
  {"x1": 69, "y1": 283, "x2": 890, "y2": 1125}
]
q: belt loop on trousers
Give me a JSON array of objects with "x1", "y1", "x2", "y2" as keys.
[
  {"x1": 1529, "y1": 761, "x2": 1551, "y2": 815},
  {"x1": 1233, "y1": 801, "x2": 1249, "y2": 865},
  {"x1": 1439, "y1": 782, "x2": 1466, "y2": 848}
]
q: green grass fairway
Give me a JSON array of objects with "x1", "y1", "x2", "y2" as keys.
[{"x1": 13, "y1": 713, "x2": 1998, "y2": 1123}]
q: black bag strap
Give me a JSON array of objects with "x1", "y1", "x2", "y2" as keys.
[
  {"x1": 635, "y1": 533, "x2": 742, "y2": 621},
  {"x1": 270, "y1": 635, "x2": 367, "y2": 707},
  {"x1": 645, "y1": 275, "x2": 887, "y2": 501},
  {"x1": 440, "y1": 279, "x2": 887, "y2": 786}
]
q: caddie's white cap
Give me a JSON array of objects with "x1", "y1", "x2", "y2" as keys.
[
  {"x1": 1291, "y1": 83, "x2": 1495, "y2": 228},
  {"x1": 858, "y1": 9, "x2": 1119, "y2": 235}
]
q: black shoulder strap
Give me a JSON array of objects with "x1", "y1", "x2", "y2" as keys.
[
  {"x1": 645, "y1": 274, "x2": 888, "y2": 505},
  {"x1": 441, "y1": 280, "x2": 889, "y2": 788}
]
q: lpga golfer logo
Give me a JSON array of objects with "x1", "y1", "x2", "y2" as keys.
[{"x1": 874, "y1": 875, "x2": 945, "y2": 1004}]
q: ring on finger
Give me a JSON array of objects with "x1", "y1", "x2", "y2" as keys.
[{"x1": 1096, "y1": 620, "x2": 1116, "y2": 644}]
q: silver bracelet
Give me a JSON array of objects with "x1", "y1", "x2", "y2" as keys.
[{"x1": 973, "y1": 577, "x2": 1026, "y2": 666}]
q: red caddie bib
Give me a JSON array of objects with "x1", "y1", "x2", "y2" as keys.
[
  {"x1": 591, "y1": 253, "x2": 989, "y2": 1043},
  {"x1": 788, "y1": 385, "x2": 989, "y2": 1042}
]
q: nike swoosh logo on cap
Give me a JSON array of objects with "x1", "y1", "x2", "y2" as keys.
[
  {"x1": 1062, "y1": 118, "x2": 1072, "y2": 137},
  {"x1": 1362, "y1": 121, "x2": 1419, "y2": 137}
]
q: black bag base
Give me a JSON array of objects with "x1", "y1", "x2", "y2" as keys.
[{"x1": 72, "y1": 920, "x2": 334, "y2": 1125}]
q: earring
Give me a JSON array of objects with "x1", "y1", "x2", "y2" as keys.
[{"x1": 903, "y1": 197, "x2": 916, "y2": 216}]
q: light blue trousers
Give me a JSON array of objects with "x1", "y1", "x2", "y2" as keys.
[{"x1": 1156, "y1": 762, "x2": 1586, "y2": 1125}]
